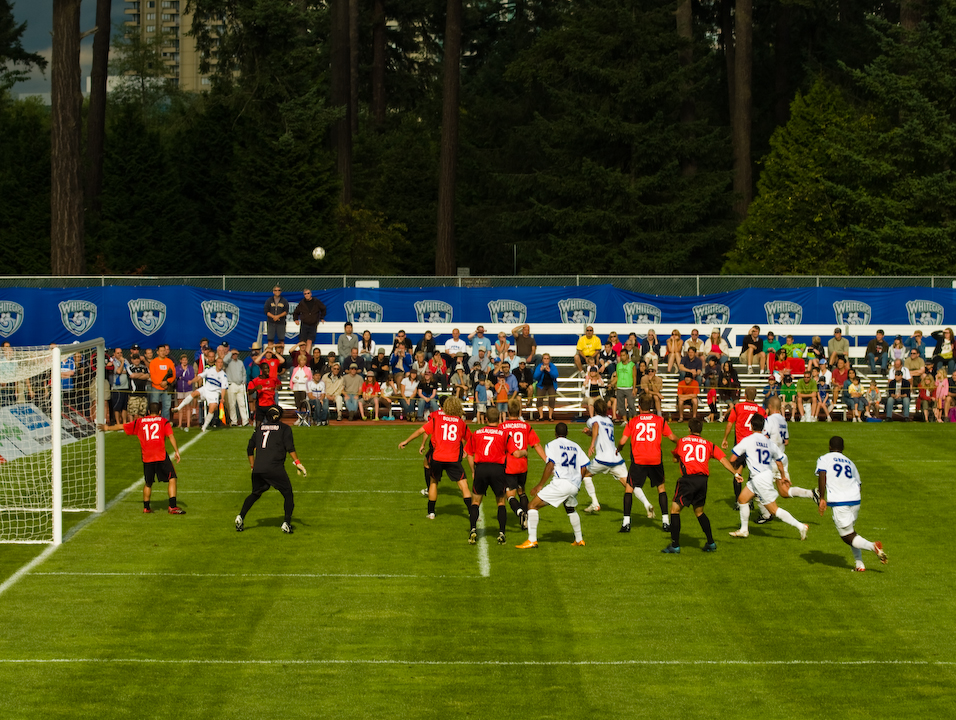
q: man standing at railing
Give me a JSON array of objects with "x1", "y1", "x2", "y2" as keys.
[
  {"x1": 292, "y1": 288, "x2": 326, "y2": 356},
  {"x1": 534, "y1": 353, "x2": 560, "y2": 422},
  {"x1": 511, "y1": 324, "x2": 540, "y2": 366},
  {"x1": 264, "y1": 286, "x2": 289, "y2": 347}
]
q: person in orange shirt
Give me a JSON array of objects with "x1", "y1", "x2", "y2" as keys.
[
  {"x1": 149, "y1": 344, "x2": 176, "y2": 420},
  {"x1": 495, "y1": 375, "x2": 510, "y2": 417},
  {"x1": 675, "y1": 375, "x2": 699, "y2": 422}
]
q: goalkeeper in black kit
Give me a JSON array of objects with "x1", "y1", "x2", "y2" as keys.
[{"x1": 235, "y1": 406, "x2": 307, "y2": 534}]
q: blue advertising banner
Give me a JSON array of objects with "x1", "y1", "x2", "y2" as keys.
[{"x1": 0, "y1": 284, "x2": 951, "y2": 347}]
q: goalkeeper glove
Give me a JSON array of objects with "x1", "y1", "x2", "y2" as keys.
[{"x1": 295, "y1": 461, "x2": 307, "y2": 476}]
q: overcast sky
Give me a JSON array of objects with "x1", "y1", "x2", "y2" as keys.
[{"x1": 11, "y1": 0, "x2": 130, "y2": 96}]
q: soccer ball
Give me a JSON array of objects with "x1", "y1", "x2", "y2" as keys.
[{"x1": 312, "y1": 246, "x2": 326, "y2": 260}]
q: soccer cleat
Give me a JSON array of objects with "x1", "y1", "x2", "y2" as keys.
[
  {"x1": 812, "y1": 488, "x2": 821, "y2": 504},
  {"x1": 662, "y1": 522, "x2": 670, "y2": 532},
  {"x1": 645, "y1": 505, "x2": 655, "y2": 519},
  {"x1": 426, "y1": 512, "x2": 436, "y2": 520},
  {"x1": 853, "y1": 566, "x2": 866, "y2": 572},
  {"x1": 584, "y1": 503, "x2": 601, "y2": 514},
  {"x1": 661, "y1": 545, "x2": 681, "y2": 554},
  {"x1": 799, "y1": 523, "x2": 809, "y2": 541},
  {"x1": 874, "y1": 541, "x2": 888, "y2": 564},
  {"x1": 235, "y1": 515, "x2": 244, "y2": 532},
  {"x1": 281, "y1": 522, "x2": 294, "y2": 534},
  {"x1": 497, "y1": 532, "x2": 506, "y2": 545},
  {"x1": 733, "y1": 502, "x2": 740, "y2": 511},
  {"x1": 515, "y1": 540, "x2": 538, "y2": 549},
  {"x1": 571, "y1": 540, "x2": 586, "y2": 546},
  {"x1": 168, "y1": 506, "x2": 186, "y2": 515},
  {"x1": 702, "y1": 542, "x2": 717, "y2": 552},
  {"x1": 420, "y1": 488, "x2": 429, "y2": 496},
  {"x1": 143, "y1": 508, "x2": 154, "y2": 514},
  {"x1": 520, "y1": 512, "x2": 528, "y2": 531},
  {"x1": 618, "y1": 524, "x2": 631, "y2": 533},
  {"x1": 729, "y1": 530, "x2": 749, "y2": 538},
  {"x1": 469, "y1": 528, "x2": 477, "y2": 545},
  {"x1": 755, "y1": 514, "x2": 773, "y2": 525}
]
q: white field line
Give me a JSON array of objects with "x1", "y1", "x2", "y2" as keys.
[
  {"x1": 184, "y1": 490, "x2": 420, "y2": 494},
  {"x1": 0, "y1": 658, "x2": 951, "y2": 667},
  {"x1": 29, "y1": 571, "x2": 478, "y2": 579},
  {"x1": 477, "y1": 503, "x2": 489, "y2": 578},
  {"x1": 0, "y1": 433, "x2": 207, "y2": 600}
]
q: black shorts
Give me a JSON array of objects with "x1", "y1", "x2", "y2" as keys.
[
  {"x1": 430, "y1": 460, "x2": 465, "y2": 483},
  {"x1": 505, "y1": 471, "x2": 527, "y2": 492},
  {"x1": 472, "y1": 463, "x2": 506, "y2": 498},
  {"x1": 627, "y1": 462, "x2": 665, "y2": 489},
  {"x1": 673, "y1": 473, "x2": 708, "y2": 509},
  {"x1": 111, "y1": 390, "x2": 128, "y2": 413},
  {"x1": 299, "y1": 324, "x2": 317, "y2": 343},
  {"x1": 255, "y1": 404, "x2": 278, "y2": 423},
  {"x1": 251, "y1": 470, "x2": 293, "y2": 496},
  {"x1": 143, "y1": 457, "x2": 176, "y2": 487}
]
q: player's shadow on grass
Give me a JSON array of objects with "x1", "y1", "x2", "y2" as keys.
[
  {"x1": 800, "y1": 549, "x2": 853, "y2": 570},
  {"x1": 245, "y1": 516, "x2": 310, "y2": 530}
]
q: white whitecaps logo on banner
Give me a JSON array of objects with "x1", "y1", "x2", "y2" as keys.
[
  {"x1": 833, "y1": 300, "x2": 871, "y2": 326},
  {"x1": 201, "y1": 300, "x2": 241, "y2": 337},
  {"x1": 414, "y1": 300, "x2": 453, "y2": 323},
  {"x1": 623, "y1": 302, "x2": 662, "y2": 324},
  {"x1": 127, "y1": 299, "x2": 167, "y2": 336},
  {"x1": 59, "y1": 300, "x2": 97, "y2": 336},
  {"x1": 764, "y1": 301, "x2": 803, "y2": 325},
  {"x1": 906, "y1": 300, "x2": 943, "y2": 325},
  {"x1": 692, "y1": 303, "x2": 730, "y2": 326},
  {"x1": 0, "y1": 302, "x2": 24, "y2": 338},
  {"x1": 344, "y1": 300, "x2": 384, "y2": 323},
  {"x1": 558, "y1": 299, "x2": 597, "y2": 325},
  {"x1": 487, "y1": 300, "x2": 527, "y2": 324}
]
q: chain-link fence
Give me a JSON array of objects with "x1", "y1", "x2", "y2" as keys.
[{"x1": 2, "y1": 275, "x2": 955, "y2": 294}]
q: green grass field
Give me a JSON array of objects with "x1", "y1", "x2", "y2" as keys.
[{"x1": 0, "y1": 420, "x2": 954, "y2": 719}]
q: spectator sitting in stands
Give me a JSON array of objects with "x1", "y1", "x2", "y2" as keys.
[
  {"x1": 678, "y1": 346, "x2": 703, "y2": 382},
  {"x1": 641, "y1": 329, "x2": 661, "y2": 372},
  {"x1": 390, "y1": 344, "x2": 412, "y2": 382},
  {"x1": 830, "y1": 357, "x2": 849, "y2": 391},
  {"x1": 931, "y1": 328, "x2": 956, "y2": 375},
  {"x1": 378, "y1": 377, "x2": 398, "y2": 419},
  {"x1": 813, "y1": 368, "x2": 834, "y2": 422},
  {"x1": 342, "y1": 363, "x2": 364, "y2": 421},
  {"x1": 675, "y1": 374, "x2": 699, "y2": 422},
  {"x1": 890, "y1": 358, "x2": 910, "y2": 382},
  {"x1": 865, "y1": 380, "x2": 882, "y2": 420},
  {"x1": 414, "y1": 330, "x2": 436, "y2": 361},
  {"x1": 717, "y1": 360, "x2": 739, "y2": 408},
  {"x1": 683, "y1": 328, "x2": 704, "y2": 356},
  {"x1": 583, "y1": 368, "x2": 605, "y2": 418},
  {"x1": 391, "y1": 328, "x2": 414, "y2": 356},
  {"x1": 442, "y1": 328, "x2": 468, "y2": 370},
  {"x1": 803, "y1": 336, "x2": 826, "y2": 371},
  {"x1": 739, "y1": 325, "x2": 766, "y2": 374},
  {"x1": 762, "y1": 376, "x2": 781, "y2": 409},
  {"x1": 865, "y1": 329, "x2": 890, "y2": 376},
  {"x1": 359, "y1": 330, "x2": 376, "y2": 363},
  {"x1": 346, "y1": 346, "x2": 367, "y2": 375},
  {"x1": 703, "y1": 356, "x2": 720, "y2": 388},
  {"x1": 640, "y1": 366, "x2": 663, "y2": 415},
  {"x1": 764, "y1": 331, "x2": 781, "y2": 355},
  {"x1": 411, "y1": 350, "x2": 429, "y2": 378},
  {"x1": 417, "y1": 370, "x2": 439, "y2": 420},
  {"x1": 494, "y1": 332, "x2": 510, "y2": 362},
  {"x1": 828, "y1": 327, "x2": 849, "y2": 366},
  {"x1": 450, "y1": 364, "x2": 471, "y2": 400},
  {"x1": 903, "y1": 329, "x2": 927, "y2": 359},
  {"x1": 704, "y1": 329, "x2": 730, "y2": 364},
  {"x1": 307, "y1": 371, "x2": 328, "y2": 426},
  {"x1": 795, "y1": 370, "x2": 818, "y2": 422},
  {"x1": 370, "y1": 348, "x2": 390, "y2": 384},
  {"x1": 427, "y1": 353, "x2": 448, "y2": 392},
  {"x1": 573, "y1": 326, "x2": 602, "y2": 377},
  {"x1": 399, "y1": 368, "x2": 420, "y2": 421},
  {"x1": 361, "y1": 371, "x2": 382, "y2": 421},
  {"x1": 472, "y1": 347, "x2": 491, "y2": 373},
  {"x1": 665, "y1": 329, "x2": 683, "y2": 373},
  {"x1": 917, "y1": 373, "x2": 935, "y2": 422},
  {"x1": 779, "y1": 371, "x2": 797, "y2": 419},
  {"x1": 473, "y1": 364, "x2": 490, "y2": 423},
  {"x1": 843, "y1": 368, "x2": 865, "y2": 422},
  {"x1": 889, "y1": 335, "x2": 906, "y2": 364},
  {"x1": 904, "y1": 347, "x2": 925, "y2": 383},
  {"x1": 337, "y1": 322, "x2": 359, "y2": 365},
  {"x1": 323, "y1": 362, "x2": 345, "y2": 421},
  {"x1": 885, "y1": 371, "x2": 911, "y2": 421}
]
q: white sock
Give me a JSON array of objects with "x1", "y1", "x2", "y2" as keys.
[
  {"x1": 852, "y1": 547, "x2": 864, "y2": 567},
  {"x1": 758, "y1": 502, "x2": 771, "y2": 519},
  {"x1": 633, "y1": 487, "x2": 652, "y2": 511},
  {"x1": 528, "y1": 509, "x2": 539, "y2": 543},
  {"x1": 851, "y1": 535, "x2": 875, "y2": 552},
  {"x1": 774, "y1": 507, "x2": 803, "y2": 530},
  {"x1": 788, "y1": 487, "x2": 814, "y2": 499},
  {"x1": 202, "y1": 411, "x2": 213, "y2": 430},
  {"x1": 582, "y1": 477, "x2": 598, "y2": 505},
  {"x1": 176, "y1": 397, "x2": 190, "y2": 411},
  {"x1": 739, "y1": 502, "x2": 751, "y2": 530},
  {"x1": 662, "y1": 513, "x2": 669, "y2": 525},
  {"x1": 568, "y1": 512, "x2": 583, "y2": 542},
  {"x1": 622, "y1": 516, "x2": 630, "y2": 526}
]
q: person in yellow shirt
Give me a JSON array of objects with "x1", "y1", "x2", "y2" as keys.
[{"x1": 574, "y1": 326, "x2": 602, "y2": 377}]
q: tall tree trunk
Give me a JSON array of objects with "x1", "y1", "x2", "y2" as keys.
[
  {"x1": 901, "y1": 0, "x2": 922, "y2": 31},
  {"x1": 435, "y1": 0, "x2": 462, "y2": 277},
  {"x1": 86, "y1": 0, "x2": 112, "y2": 219},
  {"x1": 732, "y1": 0, "x2": 752, "y2": 219},
  {"x1": 349, "y1": 0, "x2": 359, "y2": 137},
  {"x1": 676, "y1": 0, "x2": 695, "y2": 177},
  {"x1": 774, "y1": 0, "x2": 791, "y2": 127},
  {"x1": 721, "y1": 0, "x2": 735, "y2": 134},
  {"x1": 51, "y1": 0, "x2": 85, "y2": 275},
  {"x1": 331, "y1": 0, "x2": 352, "y2": 203},
  {"x1": 371, "y1": 0, "x2": 386, "y2": 127}
]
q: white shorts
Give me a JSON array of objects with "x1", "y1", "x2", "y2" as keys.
[
  {"x1": 746, "y1": 471, "x2": 778, "y2": 505},
  {"x1": 771, "y1": 452, "x2": 789, "y2": 481},
  {"x1": 832, "y1": 503, "x2": 860, "y2": 536},
  {"x1": 536, "y1": 478, "x2": 580, "y2": 509},
  {"x1": 200, "y1": 388, "x2": 223, "y2": 406},
  {"x1": 587, "y1": 458, "x2": 628, "y2": 481}
]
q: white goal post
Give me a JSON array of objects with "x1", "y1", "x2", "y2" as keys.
[{"x1": 0, "y1": 338, "x2": 105, "y2": 545}]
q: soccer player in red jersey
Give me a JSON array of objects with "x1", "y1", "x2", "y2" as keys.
[
  {"x1": 618, "y1": 396, "x2": 678, "y2": 533},
  {"x1": 106, "y1": 401, "x2": 183, "y2": 514},
  {"x1": 721, "y1": 386, "x2": 768, "y2": 501},
  {"x1": 399, "y1": 396, "x2": 472, "y2": 520},
  {"x1": 465, "y1": 407, "x2": 513, "y2": 545},
  {"x1": 500, "y1": 396, "x2": 546, "y2": 530},
  {"x1": 662, "y1": 417, "x2": 739, "y2": 554},
  {"x1": 248, "y1": 361, "x2": 280, "y2": 425}
]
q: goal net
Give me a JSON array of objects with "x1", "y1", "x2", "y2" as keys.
[{"x1": 0, "y1": 339, "x2": 105, "y2": 544}]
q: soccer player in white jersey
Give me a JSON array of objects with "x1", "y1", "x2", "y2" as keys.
[
  {"x1": 728, "y1": 413, "x2": 809, "y2": 540},
  {"x1": 580, "y1": 398, "x2": 627, "y2": 513},
  {"x1": 516, "y1": 423, "x2": 590, "y2": 549},
  {"x1": 756, "y1": 397, "x2": 815, "y2": 526},
  {"x1": 815, "y1": 436, "x2": 887, "y2": 571},
  {"x1": 176, "y1": 356, "x2": 229, "y2": 433}
]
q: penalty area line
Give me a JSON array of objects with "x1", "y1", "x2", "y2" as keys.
[
  {"x1": 29, "y1": 571, "x2": 479, "y2": 580},
  {"x1": 0, "y1": 658, "x2": 952, "y2": 667},
  {"x1": 0, "y1": 433, "x2": 207, "y2": 601}
]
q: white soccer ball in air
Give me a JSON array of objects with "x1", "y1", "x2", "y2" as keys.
[{"x1": 312, "y1": 246, "x2": 326, "y2": 260}]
